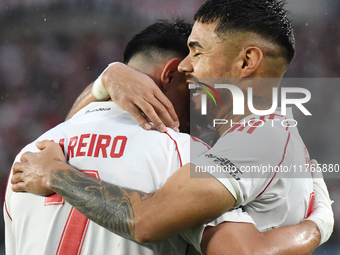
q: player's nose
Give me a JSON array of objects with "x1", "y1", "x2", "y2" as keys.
[{"x1": 178, "y1": 56, "x2": 193, "y2": 74}]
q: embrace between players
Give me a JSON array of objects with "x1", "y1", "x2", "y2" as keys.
[{"x1": 5, "y1": 0, "x2": 334, "y2": 254}]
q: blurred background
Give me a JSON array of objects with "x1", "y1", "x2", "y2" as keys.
[{"x1": 0, "y1": 0, "x2": 339, "y2": 254}]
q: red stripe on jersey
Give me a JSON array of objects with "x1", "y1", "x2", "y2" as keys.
[
  {"x1": 247, "y1": 121, "x2": 264, "y2": 135},
  {"x1": 165, "y1": 132, "x2": 183, "y2": 167},
  {"x1": 237, "y1": 118, "x2": 254, "y2": 133},
  {"x1": 226, "y1": 114, "x2": 288, "y2": 136},
  {"x1": 4, "y1": 144, "x2": 35, "y2": 221},
  {"x1": 225, "y1": 123, "x2": 242, "y2": 135},
  {"x1": 4, "y1": 168, "x2": 13, "y2": 221},
  {"x1": 237, "y1": 123, "x2": 248, "y2": 132},
  {"x1": 247, "y1": 116, "x2": 265, "y2": 135},
  {"x1": 190, "y1": 135, "x2": 211, "y2": 150},
  {"x1": 56, "y1": 208, "x2": 89, "y2": 255},
  {"x1": 56, "y1": 170, "x2": 100, "y2": 255},
  {"x1": 269, "y1": 114, "x2": 283, "y2": 119},
  {"x1": 268, "y1": 114, "x2": 276, "y2": 120},
  {"x1": 59, "y1": 139, "x2": 65, "y2": 154},
  {"x1": 78, "y1": 220, "x2": 91, "y2": 255},
  {"x1": 4, "y1": 201, "x2": 11, "y2": 221},
  {"x1": 45, "y1": 194, "x2": 65, "y2": 206},
  {"x1": 256, "y1": 132, "x2": 291, "y2": 198},
  {"x1": 305, "y1": 192, "x2": 315, "y2": 218}
]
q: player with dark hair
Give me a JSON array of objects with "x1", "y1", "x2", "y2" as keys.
[
  {"x1": 5, "y1": 17, "x2": 326, "y2": 255},
  {"x1": 194, "y1": 0, "x2": 295, "y2": 63},
  {"x1": 11, "y1": 0, "x2": 333, "y2": 254},
  {"x1": 122, "y1": 18, "x2": 192, "y2": 134},
  {"x1": 123, "y1": 18, "x2": 192, "y2": 64},
  {"x1": 5, "y1": 18, "x2": 195, "y2": 255}
]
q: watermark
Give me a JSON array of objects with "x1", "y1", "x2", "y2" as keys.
[
  {"x1": 189, "y1": 79, "x2": 312, "y2": 130},
  {"x1": 195, "y1": 163, "x2": 340, "y2": 174},
  {"x1": 188, "y1": 82, "x2": 222, "y2": 115},
  {"x1": 189, "y1": 83, "x2": 311, "y2": 116},
  {"x1": 190, "y1": 78, "x2": 340, "y2": 180},
  {"x1": 212, "y1": 118, "x2": 298, "y2": 128}
]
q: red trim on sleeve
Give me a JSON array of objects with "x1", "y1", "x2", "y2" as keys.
[
  {"x1": 4, "y1": 143, "x2": 36, "y2": 221},
  {"x1": 4, "y1": 200, "x2": 12, "y2": 221},
  {"x1": 190, "y1": 135, "x2": 211, "y2": 150},
  {"x1": 225, "y1": 114, "x2": 287, "y2": 136},
  {"x1": 305, "y1": 192, "x2": 315, "y2": 218},
  {"x1": 4, "y1": 169, "x2": 13, "y2": 221},
  {"x1": 225, "y1": 123, "x2": 242, "y2": 135},
  {"x1": 247, "y1": 120, "x2": 264, "y2": 135},
  {"x1": 165, "y1": 132, "x2": 183, "y2": 167},
  {"x1": 256, "y1": 132, "x2": 291, "y2": 198}
]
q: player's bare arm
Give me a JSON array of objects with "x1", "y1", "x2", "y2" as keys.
[
  {"x1": 66, "y1": 62, "x2": 180, "y2": 132},
  {"x1": 201, "y1": 221, "x2": 320, "y2": 255},
  {"x1": 200, "y1": 162, "x2": 333, "y2": 255},
  {"x1": 11, "y1": 140, "x2": 235, "y2": 243},
  {"x1": 11, "y1": 140, "x2": 333, "y2": 253}
]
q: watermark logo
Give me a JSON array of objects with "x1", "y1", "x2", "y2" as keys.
[
  {"x1": 189, "y1": 83, "x2": 311, "y2": 116},
  {"x1": 189, "y1": 82, "x2": 222, "y2": 115}
]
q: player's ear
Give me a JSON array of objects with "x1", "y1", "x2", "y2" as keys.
[
  {"x1": 161, "y1": 58, "x2": 182, "y2": 91},
  {"x1": 239, "y1": 47, "x2": 263, "y2": 78}
]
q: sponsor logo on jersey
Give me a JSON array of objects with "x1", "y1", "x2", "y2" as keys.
[
  {"x1": 85, "y1": 107, "x2": 111, "y2": 114},
  {"x1": 204, "y1": 154, "x2": 242, "y2": 180}
]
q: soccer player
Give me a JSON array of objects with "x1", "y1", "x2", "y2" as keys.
[
  {"x1": 11, "y1": 1, "x2": 334, "y2": 254},
  {"x1": 5, "y1": 18, "x2": 326, "y2": 255},
  {"x1": 5, "y1": 19, "x2": 197, "y2": 255}
]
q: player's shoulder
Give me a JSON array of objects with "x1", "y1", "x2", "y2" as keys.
[
  {"x1": 163, "y1": 128, "x2": 191, "y2": 145},
  {"x1": 213, "y1": 113, "x2": 293, "y2": 159},
  {"x1": 163, "y1": 129, "x2": 210, "y2": 158},
  {"x1": 70, "y1": 101, "x2": 135, "y2": 124},
  {"x1": 165, "y1": 129, "x2": 211, "y2": 147},
  {"x1": 223, "y1": 113, "x2": 292, "y2": 141}
]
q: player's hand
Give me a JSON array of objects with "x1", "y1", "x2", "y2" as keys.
[
  {"x1": 101, "y1": 63, "x2": 180, "y2": 132},
  {"x1": 11, "y1": 140, "x2": 66, "y2": 196},
  {"x1": 306, "y1": 159, "x2": 334, "y2": 245}
]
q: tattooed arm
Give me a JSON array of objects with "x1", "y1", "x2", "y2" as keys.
[
  {"x1": 11, "y1": 140, "x2": 327, "y2": 254},
  {"x1": 12, "y1": 140, "x2": 235, "y2": 243},
  {"x1": 51, "y1": 169, "x2": 150, "y2": 240}
]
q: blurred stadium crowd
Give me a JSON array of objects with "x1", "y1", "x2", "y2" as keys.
[{"x1": 0, "y1": 0, "x2": 339, "y2": 254}]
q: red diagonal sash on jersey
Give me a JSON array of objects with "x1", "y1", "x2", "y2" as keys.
[{"x1": 45, "y1": 170, "x2": 100, "y2": 255}]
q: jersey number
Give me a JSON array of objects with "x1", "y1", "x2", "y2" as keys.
[{"x1": 44, "y1": 170, "x2": 100, "y2": 255}]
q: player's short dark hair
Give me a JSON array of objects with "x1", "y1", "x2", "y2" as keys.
[
  {"x1": 123, "y1": 18, "x2": 192, "y2": 64},
  {"x1": 194, "y1": 0, "x2": 295, "y2": 64}
]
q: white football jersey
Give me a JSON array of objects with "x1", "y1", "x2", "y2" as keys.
[
  {"x1": 4, "y1": 103, "x2": 313, "y2": 255},
  {"x1": 4, "y1": 101, "x2": 208, "y2": 255},
  {"x1": 185, "y1": 109, "x2": 314, "y2": 252}
]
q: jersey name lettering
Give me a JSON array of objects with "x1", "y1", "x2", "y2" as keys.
[{"x1": 61, "y1": 133, "x2": 128, "y2": 160}]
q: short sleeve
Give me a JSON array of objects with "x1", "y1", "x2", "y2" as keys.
[
  {"x1": 181, "y1": 209, "x2": 255, "y2": 254},
  {"x1": 191, "y1": 120, "x2": 291, "y2": 207},
  {"x1": 167, "y1": 131, "x2": 210, "y2": 175}
]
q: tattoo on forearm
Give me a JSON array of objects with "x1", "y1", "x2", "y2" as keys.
[
  {"x1": 50, "y1": 169, "x2": 153, "y2": 241},
  {"x1": 139, "y1": 192, "x2": 154, "y2": 201}
]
